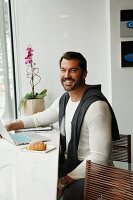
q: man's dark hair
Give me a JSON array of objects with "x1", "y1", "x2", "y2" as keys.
[{"x1": 59, "y1": 51, "x2": 87, "y2": 72}]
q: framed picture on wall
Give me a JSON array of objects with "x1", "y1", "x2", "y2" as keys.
[
  {"x1": 121, "y1": 41, "x2": 133, "y2": 67},
  {"x1": 120, "y1": 9, "x2": 133, "y2": 37}
]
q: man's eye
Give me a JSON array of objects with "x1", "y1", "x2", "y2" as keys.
[
  {"x1": 70, "y1": 69, "x2": 77, "y2": 73},
  {"x1": 60, "y1": 69, "x2": 65, "y2": 72}
]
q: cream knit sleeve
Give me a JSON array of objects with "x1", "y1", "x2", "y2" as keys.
[
  {"x1": 68, "y1": 101, "x2": 112, "y2": 180},
  {"x1": 22, "y1": 98, "x2": 59, "y2": 128}
]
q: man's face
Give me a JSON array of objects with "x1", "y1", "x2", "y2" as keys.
[{"x1": 60, "y1": 58, "x2": 86, "y2": 91}]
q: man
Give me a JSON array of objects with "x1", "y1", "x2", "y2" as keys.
[{"x1": 6, "y1": 51, "x2": 119, "y2": 200}]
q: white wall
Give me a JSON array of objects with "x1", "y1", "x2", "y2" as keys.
[
  {"x1": 12, "y1": 0, "x2": 109, "y2": 108},
  {"x1": 110, "y1": 0, "x2": 133, "y2": 134}
]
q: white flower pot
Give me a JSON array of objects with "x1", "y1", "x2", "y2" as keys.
[{"x1": 21, "y1": 98, "x2": 45, "y2": 115}]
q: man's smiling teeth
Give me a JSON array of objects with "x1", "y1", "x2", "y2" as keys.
[{"x1": 64, "y1": 80, "x2": 73, "y2": 83}]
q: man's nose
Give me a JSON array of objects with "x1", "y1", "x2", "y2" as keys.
[{"x1": 64, "y1": 71, "x2": 70, "y2": 78}]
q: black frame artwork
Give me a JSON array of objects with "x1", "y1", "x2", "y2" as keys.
[
  {"x1": 120, "y1": 9, "x2": 133, "y2": 37},
  {"x1": 121, "y1": 41, "x2": 133, "y2": 67}
]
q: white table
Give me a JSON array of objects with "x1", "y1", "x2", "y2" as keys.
[{"x1": 0, "y1": 129, "x2": 60, "y2": 200}]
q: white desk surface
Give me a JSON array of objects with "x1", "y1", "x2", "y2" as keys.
[{"x1": 0, "y1": 129, "x2": 60, "y2": 200}]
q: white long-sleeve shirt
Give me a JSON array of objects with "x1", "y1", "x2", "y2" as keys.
[{"x1": 22, "y1": 98, "x2": 112, "y2": 179}]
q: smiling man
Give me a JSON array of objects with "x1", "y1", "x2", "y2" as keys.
[
  {"x1": 6, "y1": 51, "x2": 119, "y2": 200},
  {"x1": 60, "y1": 56, "x2": 87, "y2": 93}
]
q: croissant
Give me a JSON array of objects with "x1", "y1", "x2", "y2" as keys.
[{"x1": 26, "y1": 140, "x2": 47, "y2": 151}]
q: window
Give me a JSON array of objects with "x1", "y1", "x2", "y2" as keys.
[{"x1": 0, "y1": 0, "x2": 17, "y2": 121}]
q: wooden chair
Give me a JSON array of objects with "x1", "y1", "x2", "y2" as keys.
[
  {"x1": 112, "y1": 134, "x2": 131, "y2": 163},
  {"x1": 84, "y1": 160, "x2": 133, "y2": 200}
]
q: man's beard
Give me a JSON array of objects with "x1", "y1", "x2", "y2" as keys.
[{"x1": 61, "y1": 77, "x2": 85, "y2": 91}]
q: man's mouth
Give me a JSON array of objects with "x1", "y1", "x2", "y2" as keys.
[
  {"x1": 63, "y1": 79, "x2": 74, "y2": 85},
  {"x1": 64, "y1": 80, "x2": 73, "y2": 83}
]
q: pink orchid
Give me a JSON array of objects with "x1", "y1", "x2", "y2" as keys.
[
  {"x1": 26, "y1": 47, "x2": 33, "y2": 52},
  {"x1": 25, "y1": 45, "x2": 34, "y2": 65},
  {"x1": 24, "y1": 45, "x2": 41, "y2": 96}
]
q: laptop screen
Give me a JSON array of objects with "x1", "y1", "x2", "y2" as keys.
[{"x1": 0, "y1": 120, "x2": 15, "y2": 144}]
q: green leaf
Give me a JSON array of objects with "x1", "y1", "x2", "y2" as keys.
[
  {"x1": 39, "y1": 89, "x2": 47, "y2": 96},
  {"x1": 36, "y1": 89, "x2": 47, "y2": 99},
  {"x1": 25, "y1": 92, "x2": 34, "y2": 99}
]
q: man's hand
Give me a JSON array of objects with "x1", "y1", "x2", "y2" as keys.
[
  {"x1": 57, "y1": 175, "x2": 74, "y2": 199},
  {"x1": 5, "y1": 120, "x2": 24, "y2": 132}
]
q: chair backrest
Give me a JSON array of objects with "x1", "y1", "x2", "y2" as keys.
[
  {"x1": 112, "y1": 134, "x2": 131, "y2": 163},
  {"x1": 84, "y1": 160, "x2": 133, "y2": 200}
]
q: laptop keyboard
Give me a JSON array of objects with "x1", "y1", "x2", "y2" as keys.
[
  {"x1": 10, "y1": 132, "x2": 49, "y2": 145},
  {"x1": 25, "y1": 132, "x2": 47, "y2": 140},
  {"x1": 11, "y1": 133, "x2": 32, "y2": 144}
]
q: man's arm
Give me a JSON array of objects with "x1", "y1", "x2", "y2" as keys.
[
  {"x1": 6, "y1": 120, "x2": 24, "y2": 131},
  {"x1": 67, "y1": 101, "x2": 112, "y2": 180},
  {"x1": 58, "y1": 100, "x2": 112, "y2": 199},
  {"x1": 5, "y1": 98, "x2": 60, "y2": 132}
]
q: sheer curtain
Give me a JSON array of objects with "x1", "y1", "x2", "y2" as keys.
[{"x1": 0, "y1": 0, "x2": 16, "y2": 122}]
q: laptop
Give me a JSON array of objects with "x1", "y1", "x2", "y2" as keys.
[{"x1": 0, "y1": 120, "x2": 50, "y2": 145}]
